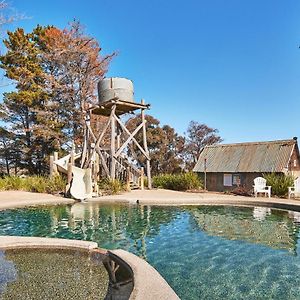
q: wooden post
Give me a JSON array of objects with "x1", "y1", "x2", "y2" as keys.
[
  {"x1": 141, "y1": 99, "x2": 152, "y2": 189},
  {"x1": 53, "y1": 152, "x2": 58, "y2": 175},
  {"x1": 126, "y1": 167, "x2": 131, "y2": 191},
  {"x1": 71, "y1": 143, "x2": 75, "y2": 166},
  {"x1": 81, "y1": 112, "x2": 90, "y2": 168},
  {"x1": 204, "y1": 158, "x2": 207, "y2": 191},
  {"x1": 116, "y1": 129, "x2": 121, "y2": 180},
  {"x1": 140, "y1": 167, "x2": 144, "y2": 190},
  {"x1": 110, "y1": 105, "x2": 116, "y2": 180},
  {"x1": 116, "y1": 125, "x2": 121, "y2": 150},
  {"x1": 94, "y1": 153, "x2": 100, "y2": 195},
  {"x1": 49, "y1": 155, "x2": 54, "y2": 177},
  {"x1": 66, "y1": 162, "x2": 72, "y2": 194}
]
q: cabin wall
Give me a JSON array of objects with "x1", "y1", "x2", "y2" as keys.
[{"x1": 198, "y1": 172, "x2": 267, "y2": 192}]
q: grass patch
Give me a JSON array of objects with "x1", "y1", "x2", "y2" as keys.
[
  {"x1": 98, "y1": 178, "x2": 126, "y2": 195},
  {"x1": 152, "y1": 172, "x2": 203, "y2": 191},
  {"x1": 0, "y1": 175, "x2": 66, "y2": 194}
]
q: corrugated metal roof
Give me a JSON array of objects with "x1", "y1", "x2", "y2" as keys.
[{"x1": 193, "y1": 139, "x2": 296, "y2": 173}]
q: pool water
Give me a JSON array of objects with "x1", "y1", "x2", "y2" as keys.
[
  {"x1": 0, "y1": 248, "x2": 109, "y2": 300},
  {"x1": 1, "y1": 204, "x2": 300, "y2": 299}
]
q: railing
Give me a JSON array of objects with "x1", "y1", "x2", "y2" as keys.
[{"x1": 99, "y1": 150, "x2": 144, "y2": 189}]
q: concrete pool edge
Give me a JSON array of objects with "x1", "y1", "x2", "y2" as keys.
[
  {"x1": 0, "y1": 236, "x2": 98, "y2": 250},
  {"x1": 0, "y1": 236, "x2": 179, "y2": 300},
  {"x1": 110, "y1": 249, "x2": 180, "y2": 300}
]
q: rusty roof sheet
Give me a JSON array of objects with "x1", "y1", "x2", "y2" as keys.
[{"x1": 193, "y1": 139, "x2": 296, "y2": 173}]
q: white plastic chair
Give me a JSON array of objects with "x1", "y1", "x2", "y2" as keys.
[
  {"x1": 288, "y1": 178, "x2": 300, "y2": 199},
  {"x1": 253, "y1": 177, "x2": 271, "y2": 198}
]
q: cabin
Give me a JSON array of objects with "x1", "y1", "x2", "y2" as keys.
[{"x1": 193, "y1": 137, "x2": 300, "y2": 192}]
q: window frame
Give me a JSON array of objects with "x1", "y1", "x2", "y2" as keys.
[
  {"x1": 223, "y1": 174, "x2": 233, "y2": 187},
  {"x1": 232, "y1": 174, "x2": 241, "y2": 186}
]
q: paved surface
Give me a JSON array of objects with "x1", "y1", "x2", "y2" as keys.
[
  {"x1": 0, "y1": 191, "x2": 75, "y2": 210},
  {"x1": 90, "y1": 189, "x2": 300, "y2": 210},
  {"x1": 1, "y1": 189, "x2": 300, "y2": 211}
]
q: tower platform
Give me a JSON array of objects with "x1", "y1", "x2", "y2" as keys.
[{"x1": 91, "y1": 99, "x2": 150, "y2": 116}]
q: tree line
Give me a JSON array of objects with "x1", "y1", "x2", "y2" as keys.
[
  {"x1": 0, "y1": 21, "x2": 222, "y2": 176},
  {"x1": 126, "y1": 116, "x2": 222, "y2": 175},
  {"x1": 0, "y1": 21, "x2": 114, "y2": 174}
]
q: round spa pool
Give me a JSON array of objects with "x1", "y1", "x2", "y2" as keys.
[
  {"x1": 1, "y1": 204, "x2": 300, "y2": 299},
  {"x1": 0, "y1": 248, "x2": 109, "y2": 299},
  {"x1": 0, "y1": 247, "x2": 133, "y2": 300}
]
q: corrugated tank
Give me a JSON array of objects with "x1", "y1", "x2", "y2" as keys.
[{"x1": 98, "y1": 77, "x2": 134, "y2": 103}]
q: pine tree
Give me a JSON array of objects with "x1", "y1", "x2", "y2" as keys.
[{"x1": 0, "y1": 27, "x2": 47, "y2": 173}]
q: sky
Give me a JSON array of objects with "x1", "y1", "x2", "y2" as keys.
[{"x1": 1, "y1": 0, "x2": 300, "y2": 143}]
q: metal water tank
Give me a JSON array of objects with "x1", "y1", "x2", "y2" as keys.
[{"x1": 98, "y1": 77, "x2": 134, "y2": 104}]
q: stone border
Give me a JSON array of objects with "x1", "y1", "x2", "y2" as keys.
[
  {"x1": 0, "y1": 236, "x2": 98, "y2": 250},
  {"x1": 110, "y1": 249, "x2": 179, "y2": 300},
  {"x1": 0, "y1": 236, "x2": 179, "y2": 300}
]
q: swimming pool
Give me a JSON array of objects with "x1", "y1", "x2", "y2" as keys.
[
  {"x1": 0, "y1": 248, "x2": 109, "y2": 300},
  {"x1": 1, "y1": 203, "x2": 300, "y2": 299}
]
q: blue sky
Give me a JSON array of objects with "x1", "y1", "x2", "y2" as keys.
[{"x1": 2, "y1": 0, "x2": 300, "y2": 143}]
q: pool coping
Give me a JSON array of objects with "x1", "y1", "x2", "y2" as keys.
[
  {"x1": 0, "y1": 236, "x2": 98, "y2": 250},
  {"x1": 0, "y1": 236, "x2": 179, "y2": 300},
  {"x1": 110, "y1": 249, "x2": 179, "y2": 300}
]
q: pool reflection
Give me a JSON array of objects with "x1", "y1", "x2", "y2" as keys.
[{"x1": 1, "y1": 204, "x2": 300, "y2": 257}]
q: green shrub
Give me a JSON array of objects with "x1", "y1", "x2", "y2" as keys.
[
  {"x1": 98, "y1": 178, "x2": 126, "y2": 195},
  {"x1": 263, "y1": 173, "x2": 295, "y2": 197},
  {"x1": 0, "y1": 175, "x2": 66, "y2": 194},
  {"x1": 152, "y1": 172, "x2": 203, "y2": 191},
  {"x1": 0, "y1": 176, "x2": 23, "y2": 191}
]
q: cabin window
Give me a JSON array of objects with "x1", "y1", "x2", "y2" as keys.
[
  {"x1": 223, "y1": 174, "x2": 232, "y2": 186},
  {"x1": 233, "y1": 174, "x2": 241, "y2": 186}
]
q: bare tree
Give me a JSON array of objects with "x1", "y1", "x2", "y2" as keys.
[
  {"x1": 40, "y1": 21, "x2": 115, "y2": 144},
  {"x1": 184, "y1": 121, "x2": 223, "y2": 170}
]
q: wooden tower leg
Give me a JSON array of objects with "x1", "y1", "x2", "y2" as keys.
[
  {"x1": 53, "y1": 152, "x2": 58, "y2": 176},
  {"x1": 140, "y1": 167, "x2": 144, "y2": 190},
  {"x1": 49, "y1": 155, "x2": 54, "y2": 177},
  {"x1": 141, "y1": 99, "x2": 152, "y2": 189},
  {"x1": 110, "y1": 105, "x2": 116, "y2": 180}
]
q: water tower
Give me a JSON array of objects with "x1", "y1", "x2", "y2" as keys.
[{"x1": 81, "y1": 77, "x2": 152, "y2": 190}]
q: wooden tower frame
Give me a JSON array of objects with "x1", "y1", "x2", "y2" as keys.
[{"x1": 81, "y1": 98, "x2": 152, "y2": 190}]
